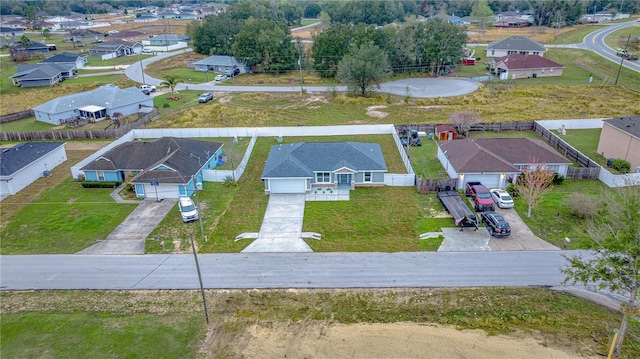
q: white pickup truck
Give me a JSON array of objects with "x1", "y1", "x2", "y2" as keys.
[{"x1": 140, "y1": 85, "x2": 156, "y2": 92}]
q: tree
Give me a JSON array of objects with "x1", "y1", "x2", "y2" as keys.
[
  {"x1": 18, "y1": 35, "x2": 31, "y2": 47},
  {"x1": 471, "y1": 0, "x2": 494, "y2": 39},
  {"x1": 232, "y1": 18, "x2": 296, "y2": 73},
  {"x1": 159, "y1": 75, "x2": 181, "y2": 93},
  {"x1": 42, "y1": 28, "x2": 51, "y2": 40},
  {"x1": 25, "y1": 5, "x2": 38, "y2": 23},
  {"x1": 514, "y1": 161, "x2": 554, "y2": 218},
  {"x1": 304, "y1": 2, "x2": 322, "y2": 18},
  {"x1": 449, "y1": 110, "x2": 481, "y2": 138},
  {"x1": 337, "y1": 42, "x2": 390, "y2": 97},
  {"x1": 187, "y1": 13, "x2": 244, "y2": 55},
  {"x1": 562, "y1": 185, "x2": 640, "y2": 357}
]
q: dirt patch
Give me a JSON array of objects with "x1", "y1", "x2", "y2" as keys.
[
  {"x1": 366, "y1": 105, "x2": 389, "y2": 118},
  {"x1": 415, "y1": 105, "x2": 446, "y2": 110},
  {"x1": 63, "y1": 141, "x2": 112, "y2": 151},
  {"x1": 206, "y1": 321, "x2": 594, "y2": 359}
]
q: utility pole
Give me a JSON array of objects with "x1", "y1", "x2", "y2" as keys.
[
  {"x1": 297, "y1": 40, "x2": 303, "y2": 96},
  {"x1": 189, "y1": 234, "x2": 209, "y2": 324},
  {"x1": 614, "y1": 34, "x2": 631, "y2": 86},
  {"x1": 192, "y1": 175, "x2": 206, "y2": 242},
  {"x1": 139, "y1": 52, "x2": 146, "y2": 85}
]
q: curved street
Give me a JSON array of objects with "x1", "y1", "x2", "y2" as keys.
[{"x1": 580, "y1": 20, "x2": 640, "y2": 72}]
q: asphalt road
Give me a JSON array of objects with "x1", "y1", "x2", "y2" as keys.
[
  {"x1": 580, "y1": 20, "x2": 640, "y2": 72},
  {"x1": 0, "y1": 250, "x2": 590, "y2": 290}
]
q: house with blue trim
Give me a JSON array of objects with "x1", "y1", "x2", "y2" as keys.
[
  {"x1": 80, "y1": 137, "x2": 223, "y2": 199},
  {"x1": 261, "y1": 142, "x2": 387, "y2": 194}
]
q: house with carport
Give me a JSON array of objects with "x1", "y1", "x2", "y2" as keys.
[
  {"x1": 32, "y1": 84, "x2": 154, "y2": 125},
  {"x1": 80, "y1": 137, "x2": 223, "y2": 199},
  {"x1": 261, "y1": 142, "x2": 387, "y2": 194},
  {"x1": 0, "y1": 142, "x2": 67, "y2": 201},
  {"x1": 597, "y1": 116, "x2": 640, "y2": 172},
  {"x1": 437, "y1": 138, "x2": 570, "y2": 189}
]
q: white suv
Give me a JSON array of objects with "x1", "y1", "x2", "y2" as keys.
[{"x1": 178, "y1": 197, "x2": 199, "y2": 222}]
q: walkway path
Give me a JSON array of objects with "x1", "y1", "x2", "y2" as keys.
[{"x1": 242, "y1": 194, "x2": 312, "y2": 252}]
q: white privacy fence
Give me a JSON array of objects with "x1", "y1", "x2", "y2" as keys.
[{"x1": 72, "y1": 125, "x2": 416, "y2": 186}]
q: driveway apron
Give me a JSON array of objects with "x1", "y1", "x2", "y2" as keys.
[
  {"x1": 242, "y1": 194, "x2": 311, "y2": 253},
  {"x1": 488, "y1": 207, "x2": 559, "y2": 251},
  {"x1": 78, "y1": 198, "x2": 177, "y2": 255}
]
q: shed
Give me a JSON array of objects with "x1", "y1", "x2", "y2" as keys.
[{"x1": 435, "y1": 124, "x2": 458, "y2": 141}]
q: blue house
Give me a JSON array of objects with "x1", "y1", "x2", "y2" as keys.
[{"x1": 81, "y1": 137, "x2": 223, "y2": 199}]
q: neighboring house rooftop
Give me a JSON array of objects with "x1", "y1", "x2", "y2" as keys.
[
  {"x1": 493, "y1": 54, "x2": 564, "y2": 69},
  {"x1": 440, "y1": 138, "x2": 570, "y2": 172},
  {"x1": 151, "y1": 34, "x2": 189, "y2": 41},
  {"x1": 69, "y1": 28, "x2": 104, "y2": 37},
  {"x1": 603, "y1": 115, "x2": 640, "y2": 139},
  {"x1": 81, "y1": 137, "x2": 222, "y2": 184},
  {"x1": 193, "y1": 55, "x2": 241, "y2": 67},
  {"x1": 262, "y1": 142, "x2": 387, "y2": 178},
  {"x1": 487, "y1": 36, "x2": 546, "y2": 52},
  {"x1": 33, "y1": 85, "x2": 150, "y2": 114},
  {"x1": 109, "y1": 30, "x2": 146, "y2": 39},
  {"x1": 11, "y1": 63, "x2": 74, "y2": 80},
  {"x1": 40, "y1": 52, "x2": 85, "y2": 63},
  {"x1": 0, "y1": 142, "x2": 66, "y2": 176}
]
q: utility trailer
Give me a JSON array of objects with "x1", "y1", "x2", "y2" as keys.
[{"x1": 437, "y1": 191, "x2": 479, "y2": 230}]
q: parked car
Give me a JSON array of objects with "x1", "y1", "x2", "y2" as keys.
[
  {"x1": 141, "y1": 88, "x2": 151, "y2": 95},
  {"x1": 226, "y1": 68, "x2": 240, "y2": 77},
  {"x1": 198, "y1": 92, "x2": 214, "y2": 103},
  {"x1": 490, "y1": 189, "x2": 514, "y2": 209},
  {"x1": 465, "y1": 181, "x2": 495, "y2": 211},
  {"x1": 140, "y1": 85, "x2": 156, "y2": 92},
  {"x1": 141, "y1": 48, "x2": 153, "y2": 54},
  {"x1": 214, "y1": 74, "x2": 226, "y2": 81},
  {"x1": 178, "y1": 197, "x2": 199, "y2": 223},
  {"x1": 481, "y1": 211, "x2": 511, "y2": 237}
]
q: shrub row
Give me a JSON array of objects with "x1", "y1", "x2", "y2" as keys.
[{"x1": 81, "y1": 181, "x2": 122, "y2": 188}]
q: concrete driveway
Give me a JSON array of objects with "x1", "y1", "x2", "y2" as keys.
[
  {"x1": 78, "y1": 198, "x2": 177, "y2": 255},
  {"x1": 242, "y1": 194, "x2": 312, "y2": 253},
  {"x1": 488, "y1": 207, "x2": 559, "y2": 251}
]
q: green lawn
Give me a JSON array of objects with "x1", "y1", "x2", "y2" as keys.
[
  {"x1": 0, "y1": 178, "x2": 137, "y2": 254},
  {"x1": 0, "y1": 117, "x2": 56, "y2": 132},
  {"x1": 84, "y1": 54, "x2": 155, "y2": 67},
  {"x1": 406, "y1": 139, "x2": 449, "y2": 179},
  {"x1": 299, "y1": 19, "x2": 319, "y2": 26},
  {"x1": 63, "y1": 74, "x2": 133, "y2": 86},
  {"x1": 604, "y1": 23, "x2": 640, "y2": 50},
  {"x1": 146, "y1": 67, "x2": 211, "y2": 84},
  {"x1": 514, "y1": 179, "x2": 606, "y2": 249},
  {"x1": 553, "y1": 24, "x2": 607, "y2": 44}
]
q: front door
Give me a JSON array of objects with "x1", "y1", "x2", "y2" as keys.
[{"x1": 338, "y1": 174, "x2": 350, "y2": 184}]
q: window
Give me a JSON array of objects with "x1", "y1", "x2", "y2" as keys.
[
  {"x1": 97, "y1": 171, "x2": 105, "y2": 181},
  {"x1": 316, "y1": 172, "x2": 330, "y2": 183},
  {"x1": 541, "y1": 69, "x2": 545, "y2": 74},
  {"x1": 550, "y1": 68, "x2": 554, "y2": 73},
  {"x1": 363, "y1": 172, "x2": 372, "y2": 183}
]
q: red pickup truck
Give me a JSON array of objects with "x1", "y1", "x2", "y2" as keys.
[{"x1": 465, "y1": 182, "x2": 496, "y2": 212}]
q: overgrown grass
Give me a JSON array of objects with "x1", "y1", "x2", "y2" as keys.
[
  {"x1": 3, "y1": 288, "x2": 638, "y2": 358},
  {"x1": 406, "y1": 139, "x2": 449, "y2": 179},
  {"x1": 604, "y1": 23, "x2": 640, "y2": 50},
  {"x1": 553, "y1": 24, "x2": 607, "y2": 44},
  {"x1": 84, "y1": 53, "x2": 154, "y2": 67},
  {"x1": 514, "y1": 179, "x2": 606, "y2": 249},
  {"x1": 0, "y1": 177, "x2": 137, "y2": 254}
]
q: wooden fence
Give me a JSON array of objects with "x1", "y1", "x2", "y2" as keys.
[
  {"x1": 396, "y1": 121, "x2": 535, "y2": 134},
  {"x1": 533, "y1": 122, "x2": 601, "y2": 179},
  {"x1": 0, "y1": 109, "x2": 35, "y2": 124},
  {"x1": 0, "y1": 108, "x2": 159, "y2": 141},
  {"x1": 416, "y1": 178, "x2": 458, "y2": 194}
]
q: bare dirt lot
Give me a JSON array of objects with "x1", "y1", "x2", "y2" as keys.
[{"x1": 209, "y1": 321, "x2": 594, "y2": 359}]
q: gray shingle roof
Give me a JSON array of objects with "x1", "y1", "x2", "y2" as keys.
[
  {"x1": 81, "y1": 137, "x2": 222, "y2": 184},
  {"x1": 193, "y1": 55, "x2": 242, "y2": 67},
  {"x1": 261, "y1": 142, "x2": 387, "y2": 178},
  {"x1": 40, "y1": 52, "x2": 84, "y2": 63},
  {"x1": 32, "y1": 85, "x2": 150, "y2": 114},
  {"x1": 11, "y1": 63, "x2": 73, "y2": 80},
  {"x1": 0, "y1": 142, "x2": 66, "y2": 176},
  {"x1": 439, "y1": 138, "x2": 570, "y2": 173},
  {"x1": 604, "y1": 115, "x2": 640, "y2": 139},
  {"x1": 487, "y1": 36, "x2": 546, "y2": 52}
]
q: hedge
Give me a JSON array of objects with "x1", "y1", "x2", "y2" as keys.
[{"x1": 81, "y1": 181, "x2": 122, "y2": 188}]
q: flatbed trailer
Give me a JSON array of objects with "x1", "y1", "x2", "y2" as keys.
[{"x1": 437, "y1": 191, "x2": 479, "y2": 229}]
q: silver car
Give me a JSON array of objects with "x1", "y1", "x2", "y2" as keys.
[
  {"x1": 490, "y1": 189, "x2": 514, "y2": 209},
  {"x1": 178, "y1": 197, "x2": 199, "y2": 222}
]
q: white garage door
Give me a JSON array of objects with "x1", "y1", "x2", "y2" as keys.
[
  {"x1": 269, "y1": 179, "x2": 307, "y2": 194},
  {"x1": 463, "y1": 174, "x2": 501, "y2": 190}
]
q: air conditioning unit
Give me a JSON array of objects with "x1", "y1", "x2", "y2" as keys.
[
  {"x1": 43, "y1": 170, "x2": 51, "y2": 177},
  {"x1": 636, "y1": 166, "x2": 640, "y2": 173}
]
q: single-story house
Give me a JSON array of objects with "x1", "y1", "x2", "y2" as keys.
[
  {"x1": 492, "y1": 54, "x2": 564, "y2": 79},
  {"x1": 39, "y1": 52, "x2": 87, "y2": 70},
  {"x1": 10, "y1": 41, "x2": 50, "y2": 58},
  {"x1": 261, "y1": 142, "x2": 388, "y2": 194},
  {"x1": 0, "y1": 142, "x2": 67, "y2": 200},
  {"x1": 80, "y1": 137, "x2": 223, "y2": 199},
  {"x1": 89, "y1": 39, "x2": 143, "y2": 57},
  {"x1": 437, "y1": 138, "x2": 571, "y2": 189},
  {"x1": 192, "y1": 55, "x2": 248, "y2": 74},
  {"x1": 435, "y1": 124, "x2": 458, "y2": 141},
  {"x1": 495, "y1": 17, "x2": 531, "y2": 28},
  {"x1": 64, "y1": 29, "x2": 106, "y2": 45},
  {"x1": 32, "y1": 84, "x2": 154, "y2": 125},
  {"x1": 134, "y1": 14, "x2": 159, "y2": 23},
  {"x1": 486, "y1": 36, "x2": 546, "y2": 58},
  {"x1": 597, "y1": 116, "x2": 640, "y2": 172},
  {"x1": 158, "y1": 10, "x2": 198, "y2": 20},
  {"x1": 149, "y1": 34, "x2": 190, "y2": 46},
  {"x1": 10, "y1": 63, "x2": 75, "y2": 87}
]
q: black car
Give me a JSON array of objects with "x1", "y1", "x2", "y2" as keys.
[{"x1": 481, "y1": 211, "x2": 511, "y2": 237}]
